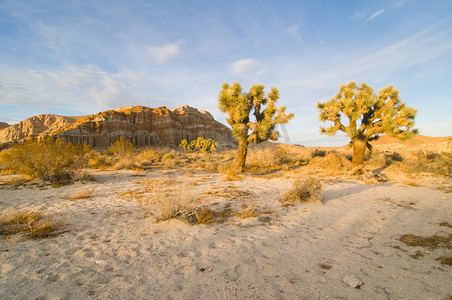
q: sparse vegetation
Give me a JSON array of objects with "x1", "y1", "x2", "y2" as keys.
[
  {"x1": 0, "y1": 209, "x2": 62, "y2": 239},
  {"x1": 0, "y1": 137, "x2": 87, "y2": 182},
  {"x1": 245, "y1": 145, "x2": 294, "y2": 173},
  {"x1": 131, "y1": 178, "x2": 215, "y2": 224},
  {"x1": 67, "y1": 189, "x2": 94, "y2": 200},
  {"x1": 398, "y1": 234, "x2": 452, "y2": 250},
  {"x1": 180, "y1": 137, "x2": 219, "y2": 153},
  {"x1": 307, "y1": 151, "x2": 351, "y2": 176},
  {"x1": 280, "y1": 177, "x2": 322, "y2": 204},
  {"x1": 236, "y1": 199, "x2": 260, "y2": 219},
  {"x1": 317, "y1": 82, "x2": 417, "y2": 174}
]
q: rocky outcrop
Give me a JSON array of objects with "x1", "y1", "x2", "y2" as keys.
[
  {"x1": 0, "y1": 115, "x2": 82, "y2": 144},
  {"x1": 0, "y1": 105, "x2": 237, "y2": 149}
]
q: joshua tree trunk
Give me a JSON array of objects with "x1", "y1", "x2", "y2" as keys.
[
  {"x1": 351, "y1": 139, "x2": 367, "y2": 175},
  {"x1": 236, "y1": 138, "x2": 248, "y2": 172}
]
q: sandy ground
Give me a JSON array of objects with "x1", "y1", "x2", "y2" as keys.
[{"x1": 0, "y1": 169, "x2": 451, "y2": 300}]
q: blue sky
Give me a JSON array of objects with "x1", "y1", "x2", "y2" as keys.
[{"x1": 1, "y1": 0, "x2": 451, "y2": 146}]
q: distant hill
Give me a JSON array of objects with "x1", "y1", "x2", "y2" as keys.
[
  {"x1": 0, "y1": 122, "x2": 9, "y2": 130},
  {"x1": 370, "y1": 134, "x2": 452, "y2": 146}
]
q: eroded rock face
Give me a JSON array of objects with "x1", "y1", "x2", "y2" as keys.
[
  {"x1": 0, "y1": 115, "x2": 81, "y2": 144},
  {"x1": 0, "y1": 105, "x2": 237, "y2": 149}
]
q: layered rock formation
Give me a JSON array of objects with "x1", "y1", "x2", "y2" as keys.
[
  {"x1": 0, "y1": 115, "x2": 82, "y2": 144},
  {"x1": 0, "y1": 105, "x2": 237, "y2": 149}
]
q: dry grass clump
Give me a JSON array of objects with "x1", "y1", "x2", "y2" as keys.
[
  {"x1": 0, "y1": 175, "x2": 33, "y2": 187},
  {"x1": 204, "y1": 186, "x2": 253, "y2": 199},
  {"x1": 136, "y1": 179, "x2": 215, "y2": 225},
  {"x1": 66, "y1": 189, "x2": 94, "y2": 200},
  {"x1": 403, "y1": 151, "x2": 451, "y2": 177},
  {"x1": 0, "y1": 209, "x2": 62, "y2": 239},
  {"x1": 370, "y1": 149, "x2": 452, "y2": 178},
  {"x1": 435, "y1": 255, "x2": 452, "y2": 266},
  {"x1": 236, "y1": 199, "x2": 260, "y2": 219},
  {"x1": 307, "y1": 151, "x2": 351, "y2": 176},
  {"x1": 0, "y1": 137, "x2": 87, "y2": 182},
  {"x1": 398, "y1": 234, "x2": 452, "y2": 250},
  {"x1": 245, "y1": 145, "x2": 295, "y2": 173},
  {"x1": 192, "y1": 206, "x2": 216, "y2": 225},
  {"x1": 136, "y1": 149, "x2": 161, "y2": 166},
  {"x1": 280, "y1": 177, "x2": 322, "y2": 204},
  {"x1": 439, "y1": 221, "x2": 452, "y2": 228}
]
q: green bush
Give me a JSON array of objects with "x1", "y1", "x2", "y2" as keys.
[{"x1": 0, "y1": 137, "x2": 87, "y2": 181}]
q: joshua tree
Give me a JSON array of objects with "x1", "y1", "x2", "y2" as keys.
[
  {"x1": 317, "y1": 81, "x2": 417, "y2": 174},
  {"x1": 218, "y1": 81, "x2": 294, "y2": 172},
  {"x1": 179, "y1": 139, "x2": 188, "y2": 153}
]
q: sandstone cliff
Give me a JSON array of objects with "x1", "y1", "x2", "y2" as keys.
[
  {"x1": 0, "y1": 115, "x2": 82, "y2": 144},
  {"x1": 0, "y1": 105, "x2": 237, "y2": 149}
]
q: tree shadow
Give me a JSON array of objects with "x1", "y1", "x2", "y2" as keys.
[{"x1": 322, "y1": 180, "x2": 393, "y2": 203}]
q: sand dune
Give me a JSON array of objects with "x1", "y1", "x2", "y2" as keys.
[{"x1": 1, "y1": 169, "x2": 451, "y2": 299}]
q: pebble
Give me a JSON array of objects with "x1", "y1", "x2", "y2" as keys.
[
  {"x1": 343, "y1": 274, "x2": 363, "y2": 288},
  {"x1": 442, "y1": 196, "x2": 448, "y2": 200}
]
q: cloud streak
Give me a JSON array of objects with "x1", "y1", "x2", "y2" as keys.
[
  {"x1": 145, "y1": 40, "x2": 184, "y2": 64},
  {"x1": 0, "y1": 65, "x2": 149, "y2": 112},
  {"x1": 230, "y1": 59, "x2": 266, "y2": 78},
  {"x1": 368, "y1": 9, "x2": 385, "y2": 21}
]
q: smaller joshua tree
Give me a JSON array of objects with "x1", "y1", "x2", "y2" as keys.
[
  {"x1": 218, "y1": 81, "x2": 294, "y2": 172},
  {"x1": 317, "y1": 81, "x2": 417, "y2": 174},
  {"x1": 179, "y1": 137, "x2": 219, "y2": 153}
]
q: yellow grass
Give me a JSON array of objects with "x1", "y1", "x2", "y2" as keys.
[
  {"x1": 0, "y1": 209, "x2": 62, "y2": 239},
  {"x1": 67, "y1": 189, "x2": 94, "y2": 200}
]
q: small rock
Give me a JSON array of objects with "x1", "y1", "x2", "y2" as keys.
[
  {"x1": 385, "y1": 197, "x2": 391, "y2": 200},
  {"x1": 442, "y1": 196, "x2": 448, "y2": 200},
  {"x1": 343, "y1": 274, "x2": 363, "y2": 288}
]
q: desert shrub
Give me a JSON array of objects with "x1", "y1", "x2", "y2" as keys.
[
  {"x1": 307, "y1": 151, "x2": 351, "y2": 176},
  {"x1": 217, "y1": 161, "x2": 235, "y2": 174},
  {"x1": 108, "y1": 137, "x2": 136, "y2": 157},
  {"x1": 384, "y1": 152, "x2": 403, "y2": 164},
  {"x1": 246, "y1": 146, "x2": 292, "y2": 172},
  {"x1": 280, "y1": 177, "x2": 322, "y2": 204},
  {"x1": 138, "y1": 179, "x2": 212, "y2": 224},
  {"x1": 0, "y1": 209, "x2": 61, "y2": 239},
  {"x1": 136, "y1": 149, "x2": 161, "y2": 166},
  {"x1": 0, "y1": 137, "x2": 87, "y2": 182},
  {"x1": 66, "y1": 189, "x2": 94, "y2": 200},
  {"x1": 162, "y1": 152, "x2": 175, "y2": 160},
  {"x1": 311, "y1": 149, "x2": 326, "y2": 158},
  {"x1": 402, "y1": 151, "x2": 452, "y2": 176},
  {"x1": 193, "y1": 206, "x2": 216, "y2": 225},
  {"x1": 236, "y1": 199, "x2": 260, "y2": 219},
  {"x1": 161, "y1": 151, "x2": 184, "y2": 168},
  {"x1": 367, "y1": 151, "x2": 404, "y2": 167}
]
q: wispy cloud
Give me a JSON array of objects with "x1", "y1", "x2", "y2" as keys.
[
  {"x1": 368, "y1": 9, "x2": 385, "y2": 21},
  {"x1": 0, "y1": 65, "x2": 149, "y2": 112},
  {"x1": 288, "y1": 25, "x2": 303, "y2": 44},
  {"x1": 282, "y1": 20, "x2": 452, "y2": 91},
  {"x1": 230, "y1": 59, "x2": 266, "y2": 77},
  {"x1": 145, "y1": 40, "x2": 184, "y2": 64}
]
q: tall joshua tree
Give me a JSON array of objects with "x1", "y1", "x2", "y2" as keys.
[
  {"x1": 317, "y1": 81, "x2": 417, "y2": 174},
  {"x1": 218, "y1": 81, "x2": 294, "y2": 172}
]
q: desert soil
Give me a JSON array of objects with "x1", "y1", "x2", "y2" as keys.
[{"x1": 0, "y1": 169, "x2": 451, "y2": 299}]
